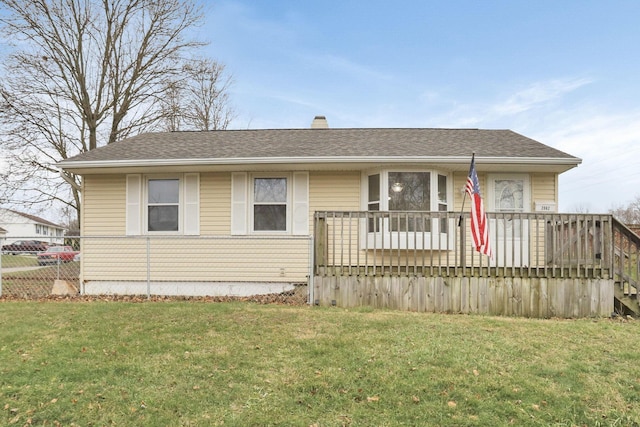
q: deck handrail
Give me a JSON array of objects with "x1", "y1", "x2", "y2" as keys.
[
  {"x1": 314, "y1": 211, "x2": 614, "y2": 280},
  {"x1": 611, "y1": 216, "x2": 640, "y2": 307}
]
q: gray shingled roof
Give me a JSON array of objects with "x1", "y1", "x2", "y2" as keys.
[{"x1": 58, "y1": 128, "x2": 579, "y2": 166}]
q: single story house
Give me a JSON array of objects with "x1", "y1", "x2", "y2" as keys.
[
  {"x1": 57, "y1": 116, "x2": 627, "y2": 318},
  {"x1": 0, "y1": 208, "x2": 66, "y2": 245}
]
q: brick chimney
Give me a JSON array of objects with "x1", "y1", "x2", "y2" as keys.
[{"x1": 311, "y1": 115, "x2": 329, "y2": 129}]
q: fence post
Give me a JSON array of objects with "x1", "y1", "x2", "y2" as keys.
[
  {"x1": 0, "y1": 231, "x2": 7, "y2": 296},
  {"x1": 146, "y1": 236, "x2": 151, "y2": 299},
  {"x1": 0, "y1": 236, "x2": 3, "y2": 297}
]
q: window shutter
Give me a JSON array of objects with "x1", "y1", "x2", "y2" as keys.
[
  {"x1": 126, "y1": 174, "x2": 142, "y2": 235},
  {"x1": 292, "y1": 172, "x2": 309, "y2": 235},
  {"x1": 231, "y1": 172, "x2": 248, "y2": 235},
  {"x1": 183, "y1": 173, "x2": 200, "y2": 235}
]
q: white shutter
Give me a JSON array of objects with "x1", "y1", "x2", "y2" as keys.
[
  {"x1": 126, "y1": 174, "x2": 142, "y2": 235},
  {"x1": 183, "y1": 173, "x2": 200, "y2": 235},
  {"x1": 231, "y1": 172, "x2": 248, "y2": 235},
  {"x1": 292, "y1": 172, "x2": 309, "y2": 235}
]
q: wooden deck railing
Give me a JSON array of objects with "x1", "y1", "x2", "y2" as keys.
[
  {"x1": 612, "y1": 217, "x2": 640, "y2": 310},
  {"x1": 314, "y1": 211, "x2": 614, "y2": 280}
]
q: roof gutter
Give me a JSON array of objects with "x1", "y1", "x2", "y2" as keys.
[{"x1": 57, "y1": 155, "x2": 582, "y2": 170}]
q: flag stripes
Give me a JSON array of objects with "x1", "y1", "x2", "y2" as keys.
[{"x1": 465, "y1": 155, "x2": 492, "y2": 258}]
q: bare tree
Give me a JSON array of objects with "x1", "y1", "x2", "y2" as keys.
[
  {"x1": 159, "y1": 79, "x2": 184, "y2": 132},
  {"x1": 0, "y1": 0, "x2": 231, "y2": 224},
  {"x1": 183, "y1": 59, "x2": 235, "y2": 131},
  {"x1": 159, "y1": 58, "x2": 235, "y2": 131},
  {"x1": 610, "y1": 195, "x2": 640, "y2": 225},
  {"x1": 571, "y1": 203, "x2": 591, "y2": 214}
]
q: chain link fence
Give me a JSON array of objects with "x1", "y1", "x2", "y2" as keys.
[
  {"x1": 1, "y1": 235, "x2": 312, "y2": 300},
  {"x1": 1, "y1": 237, "x2": 80, "y2": 298}
]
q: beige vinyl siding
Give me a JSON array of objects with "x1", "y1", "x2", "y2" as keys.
[
  {"x1": 80, "y1": 169, "x2": 561, "y2": 287},
  {"x1": 81, "y1": 236, "x2": 310, "y2": 282},
  {"x1": 453, "y1": 172, "x2": 559, "y2": 212},
  {"x1": 309, "y1": 171, "x2": 361, "y2": 265},
  {"x1": 200, "y1": 172, "x2": 231, "y2": 234},
  {"x1": 309, "y1": 171, "x2": 360, "y2": 227},
  {"x1": 82, "y1": 172, "x2": 310, "y2": 284},
  {"x1": 529, "y1": 173, "x2": 558, "y2": 267},
  {"x1": 531, "y1": 173, "x2": 557, "y2": 208},
  {"x1": 422, "y1": 171, "x2": 560, "y2": 269},
  {"x1": 83, "y1": 174, "x2": 126, "y2": 236},
  {"x1": 82, "y1": 238, "x2": 148, "y2": 281},
  {"x1": 452, "y1": 171, "x2": 476, "y2": 212}
]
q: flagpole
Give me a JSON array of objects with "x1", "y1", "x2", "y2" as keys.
[
  {"x1": 458, "y1": 192, "x2": 468, "y2": 227},
  {"x1": 458, "y1": 153, "x2": 475, "y2": 227},
  {"x1": 459, "y1": 153, "x2": 475, "y2": 271}
]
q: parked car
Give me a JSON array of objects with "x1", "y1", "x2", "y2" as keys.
[
  {"x1": 37, "y1": 246, "x2": 80, "y2": 265},
  {"x1": 1, "y1": 240, "x2": 49, "y2": 255}
]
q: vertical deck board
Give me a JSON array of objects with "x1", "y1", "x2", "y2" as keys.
[{"x1": 313, "y1": 273, "x2": 614, "y2": 318}]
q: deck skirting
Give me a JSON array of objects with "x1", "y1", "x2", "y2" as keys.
[{"x1": 312, "y1": 275, "x2": 614, "y2": 318}]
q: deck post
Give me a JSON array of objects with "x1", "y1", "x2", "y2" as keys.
[
  {"x1": 459, "y1": 215, "x2": 466, "y2": 271},
  {"x1": 314, "y1": 214, "x2": 327, "y2": 272}
]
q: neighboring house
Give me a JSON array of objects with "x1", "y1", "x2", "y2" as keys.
[
  {"x1": 0, "y1": 208, "x2": 66, "y2": 245},
  {"x1": 60, "y1": 116, "x2": 607, "y2": 316}
]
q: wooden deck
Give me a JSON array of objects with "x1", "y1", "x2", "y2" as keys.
[
  {"x1": 313, "y1": 275, "x2": 614, "y2": 318},
  {"x1": 311, "y1": 211, "x2": 634, "y2": 318}
]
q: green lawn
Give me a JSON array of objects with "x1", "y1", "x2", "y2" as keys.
[
  {"x1": 1, "y1": 302, "x2": 639, "y2": 426},
  {"x1": 0, "y1": 254, "x2": 39, "y2": 269},
  {"x1": 1, "y1": 249, "x2": 80, "y2": 297}
]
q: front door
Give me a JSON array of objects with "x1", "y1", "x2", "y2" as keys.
[{"x1": 487, "y1": 175, "x2": 530, "y2": 267}]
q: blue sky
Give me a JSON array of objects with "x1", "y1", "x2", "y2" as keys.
[{"x1": 201, "y1": 0, "x2": 640, "y2": 213}]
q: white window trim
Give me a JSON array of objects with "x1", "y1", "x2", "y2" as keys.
[
  {"x1": 144, "y1": 174, "x2": 184, "y2": 235},
  {"x1": 231, "y1": 172, "x2": 248, "y2": 235},
  {"x1": 486, "y1": 173, "x2": 531, "y2": 213},
  {"x1": 126, "y1": 174, "x2": 142, "y2": 235},
  {"x1": 292, "y1": 171, "x2": 309, "y2": 235},
  {"x1": 361, "y1": 169, "x2": 452, "y2": 212},
  {"x1": 249, "y1": 173, "x2": 292, "y2": 234},
  {"x1": 126, "y1": 173, "x2": 200, "y2": 236},
  {"x1": 361, "y1": 169, "x2": 454, "y2": 250},
  {"x1": 486, "y1": 173, "x2": 531, "y2": 268},
  {"x1": 232, "y1": 172, "x2": 309, "y2": 236}
]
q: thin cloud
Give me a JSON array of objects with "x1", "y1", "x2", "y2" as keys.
[
  {"x1": 528, "y1": 108, "x2": 640, "y2": 211},
  {"x1": 494, "y1": 77, "x2": 593, "y2": 115},
  {"x1": 303, "y1": 53, "x2": 392, "y2": 82},
  {"x1": 420, "y1": 77, "x2": 594, "y2": 130}
]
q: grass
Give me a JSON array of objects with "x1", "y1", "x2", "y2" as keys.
[
  {"x1": 1, "y1": 302, "x2": 640, "y2": 426},
  {"x1": 1, "y1": 259, "x2": 79, "y2": 298},
  {"x1": 1, "y1": 254, "x2": 39, "y2": 269}
]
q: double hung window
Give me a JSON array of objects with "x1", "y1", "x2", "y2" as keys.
[
  {"x1": 147, "y1": 178, "x2": 180, "y2": 232},
  {"x1": 253, "y1": 177, "x2": 288, "y2": 232},
  {"x1": 231, "y1": 172, "x2": 309, "y2": 236},
  {"x1": 125, "y1": 173, "x2": 200, "y2": 236}
]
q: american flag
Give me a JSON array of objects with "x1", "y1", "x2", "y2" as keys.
[{"x1": 465, "y1": 155, "x2": 492, "y2": 258}]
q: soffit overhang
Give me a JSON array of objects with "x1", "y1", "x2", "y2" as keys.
[{"x1": 58, "y1": 155, "x2": 581, "y2": 175}]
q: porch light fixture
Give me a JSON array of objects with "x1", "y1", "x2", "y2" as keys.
[{"x1": 391, "y1": 182, "x2": 404, "y2": 193}]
